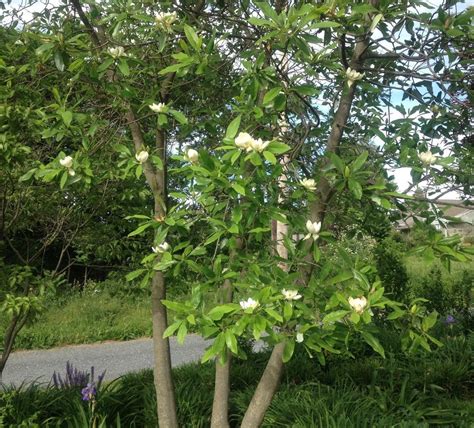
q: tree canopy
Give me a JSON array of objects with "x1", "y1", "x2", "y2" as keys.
[{"x1": 1, "y1": 0, "x2": 472, "y2": 425}]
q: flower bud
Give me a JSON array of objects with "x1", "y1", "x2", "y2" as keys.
[
  {"x1": 185, "y1": 148, "x2": 199, "y2": 163},
  {"x1": 135, "y1": 150, "x2": 149, "y2": 164},
  {"x1": 60, "y1": 156, "x2": 73, "y2": 169},
  {"x1": 348, "y1": 296, "x2": 368, "y2": 314},
  {"x1": 149, "y1": 102, "x2": 167, "y2": 113}
]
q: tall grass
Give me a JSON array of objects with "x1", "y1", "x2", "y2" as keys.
[
  {"x1": 405, "y1": 255, "x2": 474, "y2": 284},
  {"x1": 0, "y1": 292, "x2": 152, "y2": 350}
]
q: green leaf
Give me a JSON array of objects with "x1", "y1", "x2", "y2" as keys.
[
  {"x1": 293, "y1": 84, "x2": 318, "y2": 96},
  {"x1": 383, "y1": 191, "x2": 413, "y2": 199},
  {"x1": 422, "y1": 310, "x2": 438, "y2": 331},
  {"x1": 310, "y1": 21, "x2": 341, "y2": 28},
  {"x1": 19, "y1": 168, "x2": 37, "y2": 182},
  {"x1": 370, "y1": 13, "x2": 384, "y2": 33},
  {"x1": 252, "y1": 315, "x2": 267, "y2": 340},
  {"x1": 232, "y1": 183, "x2": 246, "y2": 195},
  {"x1": 327, "y1": 271, "x2": 353, "y2": 285},
  {"x1": 328, "y1": 153, "x2": 345, "y2": 174},
  {"x1": 161, "y1": 300, "x2": 190, "y2": 313},
  {"x1": 283, "y1": 302, "x2": 293, "y2": 321},
  {"x1": 228, "y1": 223, "x2": 239, "y2": 234},
  {"x1": 35, "y1": 42, "x2": 54, "y2": 55},
  {"x1": 248, "y1": 17, "x2": 274, "y2": 27},
  {"x1": 184, "y1": 24, "x2": 201, "y2": 50},
  {"x1": 352, "y1": 151, "x2": 368, "y2": 172},
  {"x1": 204, "y1": 231, "x2": 224, "y2": 246},
  {"x1": 348, "y1": 179, "x2": 363, "y2": 200},
  {"x1": 266, "y1": 142, "x2": 290, "y2": 154},
  {"x1": 170, "y1": 109, "x2": 188, "y2": 124},
  {"x1": 255, "y1": 1, "x2": 279, "y2": 22},
  {"x1": 369, "y1": 287, "x2": 384, "y2": 304},
  {"x1": 61, "y1": 111, "x2": 73, "y2": 127},
  {"x1": 54, "y1": 51, "x2": 65, "y2": 72},
  {"x1": 225, "y1": 330, "x2": 238, "y2": 354},
  {"x1": 163, "y1": 321, "x2": 182, "y2": 338},
  {"x1": 230, "y1": 150, "x2": 240, "y2": 165},
  {"x1": 262, "y1": 87, "x2": 282, "y2": 106},
  {"x1": 201, "y1": 346, "x2": 217, "y2": 364},
  {"x1": 135, "y1": 164, "x2": 143, "y2": 179},
  {"x1": 125, "y1": 269, "x2": 146, "y2": 281},
  {"x1": 208, "y1": 304, "x2": 240, "y2": 320},
  {"x1": 361, "y1": 331, "x2": 385, "y2": 358},
  {"x1": 159, "y1": 62, "x2": 190, "y2": 75},
  {"x1": 98, "y1": 57, "x2": 114, "y2": 72},
  {"x1": 387, "y1": 310, "x2": 405, "y2": 320},
  {"x1": 118, "y1": 58, "x2": 130, "y2": 76},
  {"x1": 177, "y1": 322, "x2": 187, "y2": 344},
  {"x1": 265, "y1": 308, "x2": 283, "y2": 322},
  {"x1": 60, "y1": 170, "x2": 68, "y2": 189},
  {"x1": 323, "y1": 310, "x2": 350, "y2": 324},
  {"x1": 128, "y1": 222, "x2": 152, "y2": 237},
  {"x1": 282, "y1": 339, "x2": 295, "y2": 363},
  {"x1": 263, "y1": 150, "x2": 277, "y2": 164},
  {"x1": 225, "y1": 115, "x2": 242, "y2": 139}
]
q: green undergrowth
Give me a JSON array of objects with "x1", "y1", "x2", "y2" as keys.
[{"x1": 1, "y1": 334, "x2": 472, "y2": 427}]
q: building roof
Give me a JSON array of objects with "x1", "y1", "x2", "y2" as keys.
[{"x1": 396, "y1": 199, "x2": 473, "y2": 230}]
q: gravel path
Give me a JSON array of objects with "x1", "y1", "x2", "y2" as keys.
[{"x1": 1, "y1": 336, "x2": 210, "y2": 386}]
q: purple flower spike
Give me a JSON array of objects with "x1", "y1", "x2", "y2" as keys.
[
  {"x1": 445, "y1": 315, "x2": 456, "y2": 325},
  {"x1": 81, "y1": 382, "x2": 97, "y2": 401}
]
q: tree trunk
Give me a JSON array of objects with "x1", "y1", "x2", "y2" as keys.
[
  {"x1": 240, "y1": 342, "x2": 285, "y2": 428},
  {"x1": 149, "y1": 126, "x2": 178, "y2": 427},
  {"x1": 211, "y1": 356, "x2": 232, "y2": 428},
  {"x1": 211, "y1": 257, "x2": 238, "y2": 427},
  {"x1": 0, "y1": 312, "x2": 28, "y2": 383},
  {"x1": 151, "y1": 271, "x2": 178, "y2": 428}
]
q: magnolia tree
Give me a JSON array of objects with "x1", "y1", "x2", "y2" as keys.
[{"x1": 2, "y1": 0, "x2": 472, "y2": 426}]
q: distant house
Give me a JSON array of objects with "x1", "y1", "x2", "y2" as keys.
[{"x1": 397, "y1": 200, "x2": 474, "y2": 238}]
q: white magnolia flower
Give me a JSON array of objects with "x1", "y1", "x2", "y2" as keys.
[
  {"x1": 348, "y1": 296, "x2": 368, "y2": 314},
  {"x1": 235, "y1": 132, "x2": 254, "y2": 151},
  {"x1": 296, "y1": 332, "x2": 304, "y2": 343},
  {"x1": 240, "y1": 297, "x2": 259, "y2": 311},
  {"x1": 108, "y1": 46, "x2": 125, "y2": 58},
  {"x1": 59, "y1": 155, "x2": 73, "y2": 169},
  {"x1": 149, "y1": 102, "x2": 167, "y2": 113},
  {"x1": 345, "y1": 67, "x2": 364, "y2": 87},
  {"x1": 300, "y1": 178, "x2": 316, "y2": 191},
  {"x1": 185, "y1": 148, "x2": 199, "y2": 163},
  {"x1": 135, "y1": 150, "x2": 149, "y2": 164},
  {"x1": 155, "y1": 11, "x2": 177, "y2": 30},
  {"x1": 68, "y1": 169, "x2": 76, "y2": 177},
  {"x1": 282, "y1": 289, "x2": 302, "y2": 301},
  {"x1": 304, "y1": 220, "x2": 322, "y2": 241},
  {"x1": 249, "y1": 138, "x2": 270, "y2": 153},
  {"x1": 152, "y1": 242, "x2": 171, "y2": 253},
  {"x1": 418, "y1": 150, "x2": 437, "y2": 165}
]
